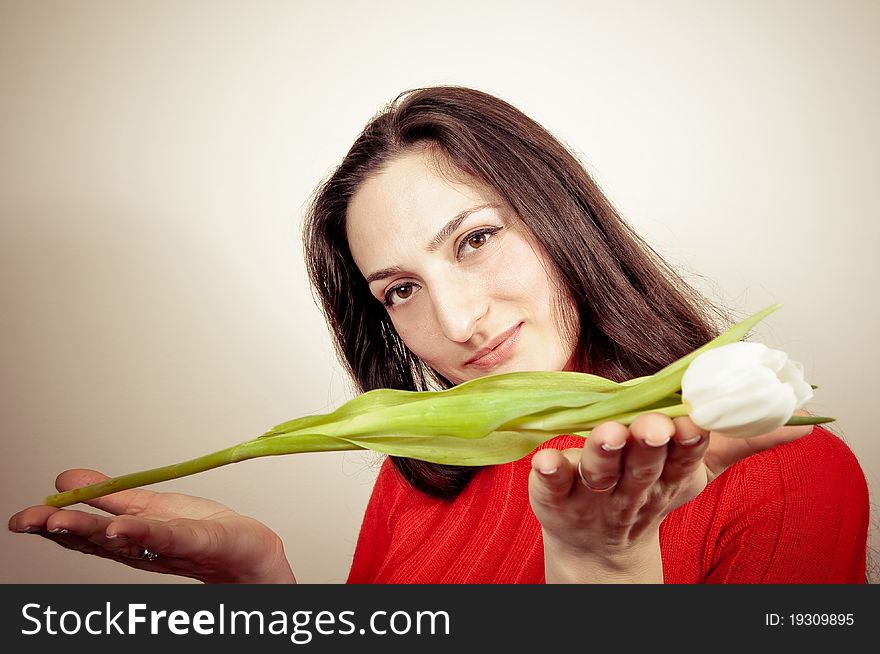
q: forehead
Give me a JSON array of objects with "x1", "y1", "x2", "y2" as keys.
[{"x1": 345, "y1": 149, "x2": 497, "y2": 255}]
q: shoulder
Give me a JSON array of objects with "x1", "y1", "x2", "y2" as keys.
[
  {"x1": 692, "y1": 426, "x2": 870, "y2": 582},
  {"x1": 711, "y1": 425, "x2": 869, "y2": 523},
  {"x1": 371, "y1": 456, "x2": 417, "y2": 503}
]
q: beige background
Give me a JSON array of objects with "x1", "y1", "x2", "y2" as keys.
[{"x1": 1, "y1": 0, "x2": 877, "y2": 583}]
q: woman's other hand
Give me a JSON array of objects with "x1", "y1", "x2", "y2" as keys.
[
  {"x1": 529, "y1": 413, "x2": 813, "y2": 583},
  {"x1": 8, "y1": 469, "x2": 296, "y2": 584},
  {"x1": 529, "y1": 414, "x2": 708, "y2": 583}
]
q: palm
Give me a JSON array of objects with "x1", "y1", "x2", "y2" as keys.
[{"x1": 115, "y1": 486, "x2": 236, "y2": 523}]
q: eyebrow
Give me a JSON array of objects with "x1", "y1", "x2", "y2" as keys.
[
  {"x1": 364, "y1": 203, "x2": 497, "y2": 284},
  {"x1": 365, "y1": 265, "x2": 405, "y2": 285}
]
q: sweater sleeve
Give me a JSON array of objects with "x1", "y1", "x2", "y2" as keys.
[{"x1": 704, "y1": 427, "x2": 870, "y2": 583}]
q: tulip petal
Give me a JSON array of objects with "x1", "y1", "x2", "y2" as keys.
[{"x1": 682, "y1": 341, "x2": 812, "y2": 438}]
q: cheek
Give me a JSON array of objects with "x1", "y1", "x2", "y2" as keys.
[
  {"x1": 389, "y1": 316, "x2": 444, "y2": 363},
  {"x1": 497, "y1": 237, "x2": 578, "y2": 349},
  {"x1": 489, "y1": 238, "x2": 556, "y2": 304}
]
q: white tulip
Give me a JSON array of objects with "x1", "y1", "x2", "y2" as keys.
[{"x1": 681, "y1": 341, "x2": 814, "y2": 438}]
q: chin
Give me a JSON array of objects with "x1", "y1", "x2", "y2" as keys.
[{"x1": 510, "y1": 354, "x2": 564, "y2": 374}]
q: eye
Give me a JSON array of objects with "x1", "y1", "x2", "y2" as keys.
[
  {"x1": 383, "y1": 282, "x2": 420, "y2": 308},
  {"x1": 456, "y1": 226, "x2": 502, "y2": 259}
]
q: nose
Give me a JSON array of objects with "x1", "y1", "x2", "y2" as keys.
[{"x1": 430, "y1": 272, "x2": 489, "y2": 343}]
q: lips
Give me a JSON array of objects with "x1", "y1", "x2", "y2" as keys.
[{"x1": 465, "y1": 323, "x2": 523, "y2": 371}]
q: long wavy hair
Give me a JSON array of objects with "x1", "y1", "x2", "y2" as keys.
[{"x1": 303, "y1": 85, "x2": 723, "y2": 499}]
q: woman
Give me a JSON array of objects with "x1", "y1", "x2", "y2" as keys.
[{"x1": 8, "y1": 86, "x2": 870, "y2": 583}]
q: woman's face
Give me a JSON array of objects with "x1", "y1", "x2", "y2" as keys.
[{"x1": 346, "y1": 148, "x2": 578, "y2": 385}]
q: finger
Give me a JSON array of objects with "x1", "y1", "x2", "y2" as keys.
[
  {"x1": 55, "y1": 469, "x2": 157, "y2": 517},
  {"x1": 11, "y1": 504, "x2": 185, "y2": 575},
  {"x1": 742, "y1": 422, "x2": 813, "y2": 452},
  {"x1": 107, "y1": 515, "x2": 219, "y2": 561},
  {"x1": 9, "y1": 504, "x2": 142, "y2": 561},
  {"x1": 662, "y1": 417, "x2": 710, "y2": 485},
  {"x1": 575, "y1": 421, "x2": 629, "y2": 493},
  {"x1": 8, "y1": 505, "x2": 61, "y2": 533},
  {"x1": 38, "y1": 531, "x2": 131, "y2": 562},
  {"x1": 704, "y1": 417, "x2": 813, "y2": 479},
  {"x1": 45, "y1": 508, "x2": 113, "y2": 539},
  {"x1": 39, "y1": 529, "x2": 180, "y2": 575},
  {"x1": 529, "y1": 449, "x2": 576, "y2": 508},
  {"x1": 17, "y1": 506, "x2": 150, "y2": 564},
  {"x1": 43, "y1": 509, "x2": 151, "y2": 559},
  {"x1": 616, "y1": 413, "x2": 674, "y2": 495},
  {"x1": 55, "y1": 468, "x2": 110, "y2": 491}
]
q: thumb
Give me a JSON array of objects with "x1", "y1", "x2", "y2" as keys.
[
  {"x1": 745, "y1": 423, "x2": 813, "y2": 454},
  {"x1": 55, "y1": 469, "x2": 111, "y2": 492},
  {"x1": 529, "y1": 449, "x2": 575, "y2": 508},
  {"x1": 54, "y1": 468, "x2": 154, "y2": 517},
  {"x1": 706, "y1": 423, "x2": 814, "y2": 480}
]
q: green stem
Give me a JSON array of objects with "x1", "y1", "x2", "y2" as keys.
[
  {"x1": 44, "y1": 434, "x2": 359, "y2": 508},
  {"x1": 786, "y1": 415, "x2": 835, "y2": 426},
  {"x1": 604, "y1": 402, "x2": 692, "y2": 425},
  {"x1": 565, "y1": 405, "x2": 835, "y2": 437},
  {"x1": 43, "y1": 407, "x2": 837, "y2": 508}
]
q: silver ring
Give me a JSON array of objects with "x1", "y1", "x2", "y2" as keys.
[
  {"x1": 139, "y1": 548, "x2": 159, "y2": 562},
  {"x1": 577, "y1": 460, "x2": 618, "y2": 493}
]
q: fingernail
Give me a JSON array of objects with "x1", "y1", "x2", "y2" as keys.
[
  {"x1": 644, "y1": 434, "x2": 671, "y2": 447},
  {"x1": 678, "y1": 435, "x2": 703, "y2": 446},
  {"x1": 601, "y1": 441, "x2": 626, "y2": 452},
  {"x1": 538, "y1": 465, "x2": 557, "y2": 475},
  {"x1": 48, "y1": 527, "x2": 69, "y2": 534}
]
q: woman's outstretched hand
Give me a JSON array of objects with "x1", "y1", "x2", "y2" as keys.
[
  {"x1": 8, "y1": 469, "x2": 297, "y2": 584},
  {"x1": 529, "y1": 413, "x2": 812, "y2": 583}
]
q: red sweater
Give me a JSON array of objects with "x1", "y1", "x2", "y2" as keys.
[{"x1": 347, "y1": 427, "x2": 869, "y2": 583}]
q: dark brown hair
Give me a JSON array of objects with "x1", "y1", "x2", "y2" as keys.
[{"x1": 303, "y1": 85, "x2": 723, "y2": 500}]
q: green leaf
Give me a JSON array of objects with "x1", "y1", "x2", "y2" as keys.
[
  {"x1": 261, "y1": 371, "x2": 627, "y2": 441},
  {"x1": 44, "y1": 303, "x2": 816, "y2": 507}
]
